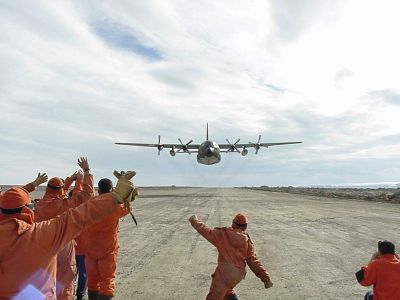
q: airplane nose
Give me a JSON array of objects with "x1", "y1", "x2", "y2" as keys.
[{"x1": 206, "y1": 148, "x2": 214, "y2": 157}]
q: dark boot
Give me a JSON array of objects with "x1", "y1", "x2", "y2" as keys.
[
  {"x1": 227, "y1": 294, "x2": 239, "y2": 300},
  {"x1": 98, "y1": 294, "x2": 113, "y2": 300},
  {"x1": 88, "y1": 290, "x2": 99, "y2": 300}
]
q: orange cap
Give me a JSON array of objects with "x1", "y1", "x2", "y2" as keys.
[
  {"x1": 233, "y1": 213, "x2": 248, "y2": 226},
  {"x1": 45, "y1": 177, "x2": 65, "y2": 197},
  {"x1": 47, "y1": 177, "x2": 64, "y2": 190},
  {"x1": 0, "y1": 187, "x2": 31, "y2": 209}
]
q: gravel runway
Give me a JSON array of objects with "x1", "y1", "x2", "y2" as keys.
[{"x1": 112, "y1": 187, "x2": 399, "y2": 299}]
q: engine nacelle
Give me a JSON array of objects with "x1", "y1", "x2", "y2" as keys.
[
  {"x1": 241, "y1": 148, "x2": 248, "y2": 156},
  {"x1": 170, "y1": 149, "x2": 176, "y2": 156}
]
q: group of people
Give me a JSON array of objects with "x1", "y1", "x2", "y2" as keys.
[
  {"x1": 0, "y1": 157, "x2": 399, "y2": 300},
  {"x1": 0, "y1": 158, "x2": 135, "y2": 300}
]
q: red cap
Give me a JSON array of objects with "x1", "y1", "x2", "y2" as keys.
[
  {"x1": 233, "y1": 213, "x2": 248, "y2": 226},
  {"x1": 0, "y1": 187, "x2": 31, "y2": 209}
]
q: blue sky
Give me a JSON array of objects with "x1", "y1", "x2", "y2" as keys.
[{"x1": 1, "y1": 0, "x2": 400, "y2": 187}]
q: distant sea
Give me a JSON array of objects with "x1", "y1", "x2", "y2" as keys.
[{"x1": 299, "y1": 182, "x2": 400, "y2": 189}]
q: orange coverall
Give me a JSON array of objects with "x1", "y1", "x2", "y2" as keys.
[
  {"x1": 34, "y1": 174, "x2": 94, "y2": 300},
  {"x1": 358, "y1": 254, "x2": 400, "y2": 300},
  {"x1": 68, "y1": 178, "x2": 87, "y2": 256},
  {"x1": 190, "y1": 219, "x2": 270, "y2": 300},
  {"x1": 85, "y1": 204, "x2": 130, "y2": 296},
  {"x1": 0, "y1": 193, "x2": 121, "y2": 300}
]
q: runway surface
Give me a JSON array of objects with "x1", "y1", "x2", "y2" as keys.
[{"x1": 114, "y1": 187, "x2": 399, "y2": 299}]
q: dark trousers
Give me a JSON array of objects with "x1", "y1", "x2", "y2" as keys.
[
  {"x1": 76, "y1": 255, "x2": 87, "y2": 297},
  {"x1": 364, "y1": 291, "x2": 373, "y2": 300}
]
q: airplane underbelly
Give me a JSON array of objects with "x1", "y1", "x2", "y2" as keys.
[{"x1": 197, "y1": 154, "x2": 221, "y2": 165}]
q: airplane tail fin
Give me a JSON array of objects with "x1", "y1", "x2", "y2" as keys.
[{"x1": 206, "y1": 123, "x2": 209, "y2": 140}]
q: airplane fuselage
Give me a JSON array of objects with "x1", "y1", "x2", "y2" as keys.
[{"x1": 197, "y1": 140, "x2": 221, "y2": 165}]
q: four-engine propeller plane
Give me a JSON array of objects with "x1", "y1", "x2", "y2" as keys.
[{"x1": 115, "y1": 124, "x2": 302, "y2": 165}]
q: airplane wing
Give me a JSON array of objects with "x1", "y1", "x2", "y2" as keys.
[
  {"x1": 219, "y1": 141, "x2": 302, "y2": 149},
  {"x1": 115, "y1": 142, "x2": 200, "y2": 149}
]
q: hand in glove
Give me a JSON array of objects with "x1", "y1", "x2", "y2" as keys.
[
  {"x1": 112, "y1": 170, "x2": 137, "y2": 204},
  {"x1": 32, "y1": 173, "x2": 48, "y2": 187},
  {"x1": 264, "y1": 280, "x2": 273, "y2": 289},
  {"x1": 70, "y1": 170, "x2": 81, "y2": 181},
  {"x1": 189, "y1": 214, "x2": 198, "y2": 222},
  {"x1": 77, "y1": 157, "x2": 90, "y2": 172}
]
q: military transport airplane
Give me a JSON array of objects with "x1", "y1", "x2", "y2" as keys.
[{"x1": 115, "y1": 124, "x2": 302, "y2": 165}]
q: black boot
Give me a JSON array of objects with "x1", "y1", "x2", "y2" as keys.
[
  {"x1": 98, "y1": 294, "x2": 113, "y2": 300},
  {"x1": 88, "y1": 290, "x2": 99, "y2": 300}
]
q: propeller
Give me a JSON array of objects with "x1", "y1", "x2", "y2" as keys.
[
  {"x1": 177, "y1": 138, "x2": 193, "y2": 154},
  {"x1": 157, "y1": 135, "x2": 163, "y2": 155},
  {"x1": 249, "y1": 135, "x2": 265, "y2": 154},
  {"x1": 226, "y1": 138, "x2": 241, "y2": 153}
]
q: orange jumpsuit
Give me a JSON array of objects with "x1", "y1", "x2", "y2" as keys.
[
  {"x1": 34, "y1": 174, "x2": 94, "y2": 300},
  {"x1": 63, "y1": 176, "x2": 75, "y2": 194},
  {"x1": 190, "y1": 219, "x2": 270, "y2": 300},
  {"x1": 85, "y1": 204, "x2": 130, "y2": 296},
  {"x1": 69, "y1": 178, "x2": 87, "y2": 256},
  {"x1": 358, "y1": 254, "x2": 400, "y2": 299},
  {"x1": 0, "y1": 193, "x2": 121, "y2": 300}
]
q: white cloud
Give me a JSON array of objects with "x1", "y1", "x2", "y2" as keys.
[{"x1": 1, "y1": 0, "x2": 400, "y2": 186}]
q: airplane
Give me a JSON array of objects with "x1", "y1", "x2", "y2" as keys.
[{"x1": 115, "y1": 124, "x2": 302, "y2": 165}]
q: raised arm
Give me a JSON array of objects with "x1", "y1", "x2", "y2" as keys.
[
  {"x1": 189, "y1": 215, "x2": 221, "y2": 247},
  {"x1": 34, "y1": 170, "x2": 137, "y2": 255},
  {"x1": 71, "y1": 171, "x2": 84, "y2": 196},
  {"x1": 64, "y1": 170, "x2": 82, "y2": 193},
  {"x1": 22, "y1": 173, "x2": 48, "y2": 193},
  {"x1": 68, "y1": 158, "x2": 95, "y2": 207}
]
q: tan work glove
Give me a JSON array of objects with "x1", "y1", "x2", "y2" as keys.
[
  {"x1": 189, "y1": 214, "x2": 198, "y2": 222},
  {"x1": 77, "y1": 157, "x2": 90, "y2": 172},
  {"x1": 264, "y1": 280, "x2": 273, "y2": 289},
  {"x1": 112, "y1": 170, "x2": 137, "y2": 204},
  {"x1": 70, "y1": 170, "x2": 83, "y2": 181},
  {"x1": 32, "y1": 173, "x2": 48, "y2": 187}
]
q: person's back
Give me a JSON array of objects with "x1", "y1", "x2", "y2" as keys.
[
  {"x1": 0, "y1": 191, "x2": 59, "y2": 299},
  {"x1": 213, "y1": 226, "x2": 249, "y2": 269},
  {"x1": 356, "y1": 240, "x2": 400, "y2": 300},
  {"x1": 85, "y1": 178, "x2": 130, "y2": 300},
  {"x1": 33, "y1": 158, "x2": 94, "y2": 299},
  {"x1": 85, "y1": 209, "x2": 126, "y2": 258},
  {"x1": 86, "y1": 178, "x2": 127, "y2": 257},
  {"x1": 189, "y1": 213, "x2": 272, "y2": 300}
]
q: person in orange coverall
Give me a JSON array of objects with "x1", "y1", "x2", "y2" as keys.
[
  {"x1": 34, "y1": 157, "x2": 95, "y2": 300},
  {"x1": 0, "y1": 169, "x2": 137, "y2": 300},
  {"x1": 189, "y1": 213, "x2": 273, "y2": 300},
  {"x1": 85, "y1": 178, "x2": 130, "y2": 300},
  {"x1": 67, "y1": 172, "x2": 90, "y2": 300},
  {"x1": 356, "y1": 240, "x2": 400, "y2": 300}
]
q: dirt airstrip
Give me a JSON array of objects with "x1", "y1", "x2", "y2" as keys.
[
  {"x1": 21, "y1": 187, "x2": 400, "y2": 299},
  {"x1": 111, "y1": 187, "x2": 398, "y2": 299}
]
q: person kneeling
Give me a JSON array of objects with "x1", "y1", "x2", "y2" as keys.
[{"x1": 355, "y1": 240, "x2": 400, "y2": 300}]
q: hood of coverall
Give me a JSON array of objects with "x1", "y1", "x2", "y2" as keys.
[
  {"x1": 233, "y1": 213, "x2": 248, "y2": 226},
  {"x1": 0, "y1": 187, "x2": 31, "y2": 209}
]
